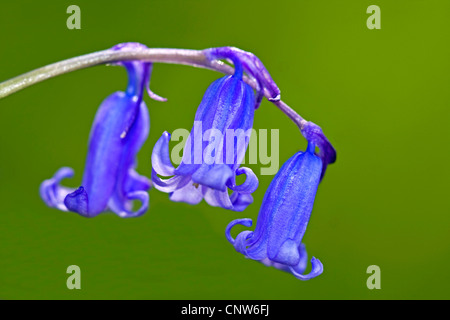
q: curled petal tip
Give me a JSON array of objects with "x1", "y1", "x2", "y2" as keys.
[
  {"x1": 289, "y1": 257, "x2": 324, "y2": 281},
  {"x1": 227, "y1": 167, "x2": 259, "y2": 194},
  {"x1": 225, "y1": 218, "x2": 253, "y2": 245},
  {"x1": 116, "y1": 190, "x2": 149, "y2": 218},
  {"x1": 151, "y1": 131, "x2": 175, "y2": 177},
  {"x1": 40, "y1": 167, "x2": 75, "y2": 211}
]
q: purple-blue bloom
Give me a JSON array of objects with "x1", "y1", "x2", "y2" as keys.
[
  {"x1": 40, "y1": 43, "x2": 159, "y2": 218},
  {"x1": 151, "y1": 64, "x2": 259, "y2": 211},
  {"x1": 2, "y1": 41, "x2": 337, "y2": 282},
  {"x1": 226, "y1": 141, "x2": 324, "y2": 280}
]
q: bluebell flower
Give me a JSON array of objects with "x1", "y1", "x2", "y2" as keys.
[
  {"x1": 40, "y1": 43, "x2": 163, "y2": 218},
  {"x1": 151, "y1": 63, "x2": 259, "y2": 211},
  {"x1": 225, "y1": 141, "x2": 324, "y2": 280}
]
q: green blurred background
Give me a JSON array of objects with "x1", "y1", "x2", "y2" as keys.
[{"x1": 0, "y1": 0, "x2": 449, "y2": 299}]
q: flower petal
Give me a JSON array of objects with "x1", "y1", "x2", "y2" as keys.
[
  {"x1": 259, "y1": 244, "x2": 311, "y2": 278},
  {"x1": 106, "y1": 98, "x2": 151, "y2": 217},
  {"x1": 169, "y1": 181, "x2": 203, "y2": 205},
  {"x1": 108, "y1": 169, "x2": 151, "y2": 218},
  {"x1": 203, "y1": 188, "x2": 233, "y2": 210},
  {"x1": 111, "y1": 190, "x2": 149, "y2": 218},
  {"x1": 225, "y1": 218, "x2": 253, "y2": 245},
  {"x1": 289, "y1": 257, "x2": 323, "y2": 281},
  {"x1": 264, "y1": 150, "x2": 322, "y2": 265},
  {"x1": 151, "y1": 169, "x2": 191, "y2": 193},
  {"x1": 125, "y1": 169, "x2": 152, "y2": 193},
  {"x1": 291, "y1": 243, "x2": 308, "y2": 275},
  {"x1": 225, "y1": 148, "x2": 325, "y2": 280},
  {"x1": 81, "y1": 91, "x2": 142, "y2": 215},
  {"x1": 39, "y1": 167, "x2": 75, "y2": 211},
  {"x1": 229, "y1": 192, "x2": 254, "y2": 212},
  {"x1": 64, "y1": 186, "x2": 90, "y2": 217},
  {"x1": 151, "y1": 131, "x2": 175, "y2": 176},
  {"x1": 227, "y1": 167, "x2": 258, "y2": 194},
  {"x1": 192, "y1": 164, "x2": 234, "y2": 192}
]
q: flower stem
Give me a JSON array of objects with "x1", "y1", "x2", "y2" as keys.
[{"x1": 0, "y1": 47, "x2": 305, "y2": 129}]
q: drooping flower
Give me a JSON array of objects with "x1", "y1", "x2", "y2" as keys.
[
  {"x1": 151, "y1": 62, "x2": 259, "y2": 211},
  {"x1": 225, "y1": 141, "x2": 324, "y2": 280},
  {"x1": 40, "y1": 42, "x2": 163, "y2": 218}
]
